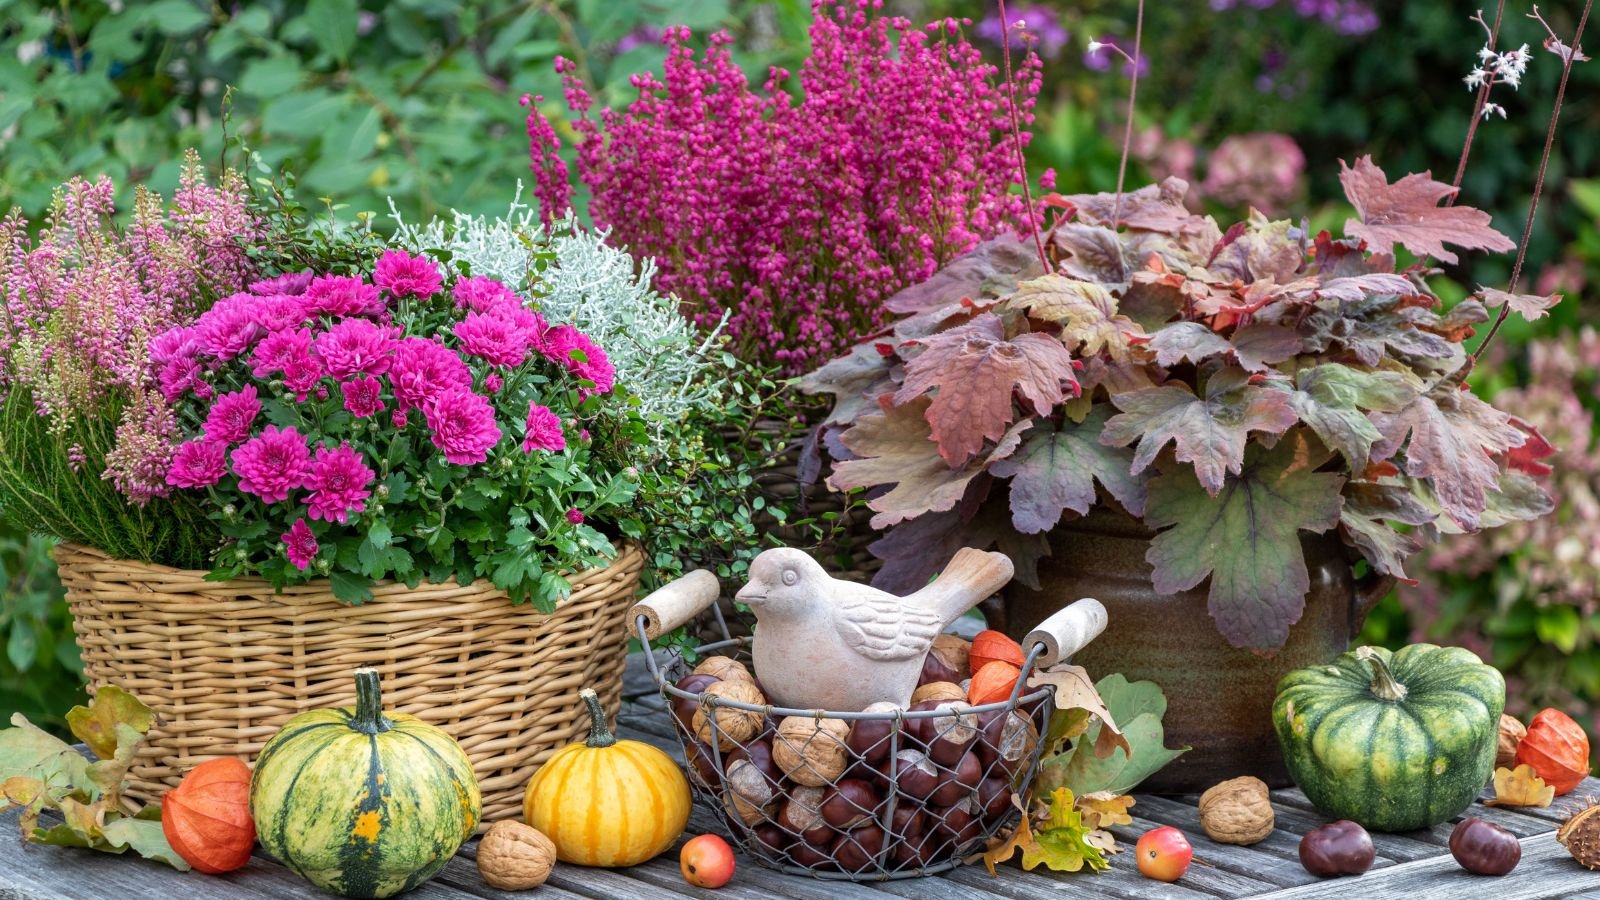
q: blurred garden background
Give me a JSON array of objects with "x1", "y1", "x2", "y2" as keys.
[{"x1": 1, "y1": 0, "x2": 1597, "y2": 737}]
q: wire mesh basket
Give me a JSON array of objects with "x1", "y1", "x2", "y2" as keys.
[{"x1": 630, "y1": 569, "x2": 1106, "y2": 881}]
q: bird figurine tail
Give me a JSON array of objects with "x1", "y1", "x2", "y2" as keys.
[{"x1": 916, "y1": 548, "x2": 1015, "y2": 623}]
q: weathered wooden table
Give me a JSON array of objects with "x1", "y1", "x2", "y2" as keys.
[{"x1": 3, "y1": 656, "x2": 1597, "y2": 899}]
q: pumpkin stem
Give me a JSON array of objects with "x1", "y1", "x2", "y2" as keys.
[
  {"x1": 350, "y1": 668, "x2": 393, "y2": 734},
  {"x1": 579, "y1": 688, "x2": 617, "y2": 748},
  {"x1": 1355, "y1": 646, "x2": 1408, "y2": 702}
]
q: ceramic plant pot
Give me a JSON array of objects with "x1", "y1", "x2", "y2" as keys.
[{"x1": 987, "y1": 507, "x2": 1392, "y2": 791}]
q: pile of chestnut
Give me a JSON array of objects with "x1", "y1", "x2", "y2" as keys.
[{"x1": 668, "y1": 642, "x2": 1043, "y2": 875}]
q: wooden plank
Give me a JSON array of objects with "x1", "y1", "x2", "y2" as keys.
[
  {"x1": 432, "y1": 851, "x2": 593, "y2": 900},
  {"x1": 1117, "y1": 794, "x2": 1346, "y2": 887},
  {"x1": 943, "y1": 859, "x2": 1219, "y2": 900},
  {"x1": 1103, "y1": 811, "x2": 1280, "y2": 897},
  {"x1": 1253, "y1": 834, "x2": 1591, "y2": 899},
  {"x1": 1262, "y1": 792, "x2": 1441, "y2": 861}
]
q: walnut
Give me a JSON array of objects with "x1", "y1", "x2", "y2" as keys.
[
  {"x1": 476, "y1": 820, "x2": 556, "y2": 890},
  {"x1": 1497, "y1": 713, "x2": 1527, "y2": 769},
  {"x1": 693, "y1": 655, "x2": 753, "y2": 683},
  {"x1": 911, "y1": 681, "x2": 966, "y2": 705},
  {"x1": 691, "y1": 679, "x2": 768, "y2": 750},
  {"x1": 772, "y1": 716, "x2": 852, "y2": 786},
  {"x1": 1198, "y1": 776, "x2": 1274, "y2": 845}
]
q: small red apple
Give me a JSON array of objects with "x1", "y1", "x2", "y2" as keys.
[
  {"x1": 1136, "y1": 826, "x2": 1193, "y2": 882},
  {"x1": 680, "y1": 834, "x2": 736, "y2": 888}
]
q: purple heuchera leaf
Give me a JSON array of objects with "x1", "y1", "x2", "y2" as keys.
[
  {"x1": 1339, "y1": 156, "x2": 1515, "y2": 264},
  {"x1": 1370, "y1": 384, "x2": 1529, "y2": 530},
  {"x1": 989, "y1": 404, "x2": 1147, "y2": 533}
]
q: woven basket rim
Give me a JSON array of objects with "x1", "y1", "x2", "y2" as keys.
[{"x1": 53, "y1": 538, "x2": 645, "y2": 597}]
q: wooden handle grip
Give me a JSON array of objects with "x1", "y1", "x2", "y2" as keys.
[
  {"x1": 1025, "y1": 599, "x2": 1108, "y2": 667},
  {"x1": 628, "y1": 570, "x2": 721, "y2": 640}
]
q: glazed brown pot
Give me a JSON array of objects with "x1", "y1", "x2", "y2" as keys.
[{"x1": 987, "y1": 507, "x2": 1392, "y2": 792}]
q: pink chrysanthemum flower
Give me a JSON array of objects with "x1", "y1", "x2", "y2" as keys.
[
  {"x1": 282, "y1": 519, "x2": 319, "y2": 571},
  {"x1": 203, "y1": 384, "x2": 261, "y2": 445},
  {"x1": 522, "y1": 403, "x2": 566, "y2": 453},
  {"x1": 255, "y1": 294, "x2": 310, "y2": 332},
  {"x1": 454, "y1": 310, "x2": 530, "y2": 368},
  {"x1": 453, "y1": 275, "x2": 520, "y2": 311},
  {"x1": 484, "y1": 372, "x2": 503, "y2": 394},
  {"x1": 543, "y1": 325, "x2": 615, "y2": 395},
  {"x1": 424, "y1": 387, "x2": 502, "y2": 465},
  {"x1": 250, "y1": 271, "x2": 313, "y2": 296},
  {"x1": 341, "y1": 376, "x2": 385, "y2": 418},
  {"x1": 282, "y1": 351, "x2": 326, "y2": 399},
  {"x1": 374, "y1": 249, "x2": 443, "y2": 299},
  {"x1": 389, "y1": 337, "x2": 473, "y2": 412},
  {"x1": 230, "y1": 425, "x2": 312, "y2": 504},
  {"x1": 193, "y1": 292, "x2": 267, "y2": 361},
  {"x1": 315, "y1": 318, "x2": 398, "y2": 380},
  {"x1": 151, "y1": 326, "x2": 206, "y2": 402},
  {"x1": 565, "y1": 507, "x2": 585, "y2": 525},
  {"x1": 301, "y1": 274, "x2": 383, "y2": 318},
  {"x1": 166, "y1": 440, "x2": 228, "y2": 488},
  {"x1": 304, "y1": 442, "x2": 375, "y2": 524},
  {"x1": 251, "y1": 327, "x2": 316, "y2": 378}
]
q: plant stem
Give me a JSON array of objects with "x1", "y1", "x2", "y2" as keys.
[
  {"x1": 1355, "y1": 647, "x2": 1409, "y2": 702},
  {"x1": 579, "y1": 687, "x2": 617, "y2": 747},
  {"x1": 1450, "y1": 2, "x2": 1508, "y2": 197},
  {"x1": 996, "y1": 0, "x2": 1049, "y2": 273},
  {"x1": 1473, "y1": 0, "x2": 1591, "y2": 362},
  {"x1": 350, "y1": 668, "x2": 393, "y2": 734},
  {"x1": 1109, "y1": 0, "x2": 1146, "y2": 233}
]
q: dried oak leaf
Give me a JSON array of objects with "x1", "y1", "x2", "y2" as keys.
[
  {"x1": 895, "y1": 313, "x2": 1080, "y2": 466},
  {"x1": 1102, "y1": 366, "x2": 1298, "y2": 496},
  {"x1": 1076, "y1": 792, "x2": 1137, "y2": 830},
  {"x1": 1486, "y1": 764, "x2": 1555, "y2": 808},
  {"x1": 1144, "y1": 431, "x2": 1346, "y2": 651},
  {"x1": 1479, "y1": 286, "x2": 1563, "y2": 322},
  {"x1": 1028, "y1": 664, "x2": 1130, "y2": 758},
  {"x1": 1339, "y1": 156, "x2": 1515, "y2": 264},
  {"x1": 1284, "y1": 363, "x2": 1420, "y2": 470},
  {"x1": 1371, "y1": 384, "x2": 1528, "y2": 530},
  {"x1": 828, "y1": 396, "x2": 1025, "y2": 529},
  {"x1": 1338, "y1": 482, "x2": 1434, "y2": 581},
  {"x1": 1007, "y1": 275, "x2": 1144, "y2": 362},
  {"x1": 990, "y1": 405, "x2": 1147, "y2": 533}
]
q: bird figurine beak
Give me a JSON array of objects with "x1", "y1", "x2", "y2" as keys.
[{"x1": 734, "y1": 584, "x2": 765, "y2": 606}]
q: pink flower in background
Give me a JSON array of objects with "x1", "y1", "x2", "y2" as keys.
[
  {"x1": 252, "y1": 327, "x2": 316, "y2": 378},
  {"x1": 250, "y1": 271, "x2": 313, "y2": 296},
  {"x1": 424, "y1": 387, "x2": 502, "y2": 464},
  {"x1": 373, "y1": 249, "x2": 443, "y2": 299},
  {"x1": 282, "y1": 519, "x2": 319, "y2": 571},
  {"x1": 305, "y1": 442, "x2": 375, "y2": 524},
  {"x1": 315, "y1": 318, "x2": 398, "y2": 380},
  {"x1": 193, "y1": 293, "x2": 267, "y2": 361},
  {"x1": 453, "y1": 275, "x2": 521, "y2": 312},
  {"x1": 1201, "y1": 133, "x2": 1306, "y2": 214},
  {"x1": 341, "y1": 377, "x2": 385, "y2": 418},
  {"x1": 301, "y1": 275, "x2": 383, "y2": 318},
  {"x1": 565, "y1": 508, "x2": 584, "y2": 525},
  {"x1": 203, "y1": 385, "x2": 261, "y2": 445},
  {"x1": 166, "y1": 439, "x2": 228, "y2": 488},
  {"x1": 522, "y1": 403, "x2": 566, "y2": 453},
  {"x1": 230, "y1": 425, "x2": 312, "y2": 503},
  {"x1": 390, "y1": 337, "x2": 473, "y2": 411},
  {"x1": 455, "y1": 310, "x2": 530, "y2": 367}
]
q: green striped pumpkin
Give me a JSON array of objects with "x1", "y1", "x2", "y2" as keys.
[
  {"x1": 1274, "y1": 644, "x2": 1504, "y2": 832},
  {"x1": 250, "y1": 668, "x2": 482, "y2": 898}
]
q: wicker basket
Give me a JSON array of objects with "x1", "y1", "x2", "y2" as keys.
[{"x1": 55, "y1": 541, "x2": 645, "y2": 823}]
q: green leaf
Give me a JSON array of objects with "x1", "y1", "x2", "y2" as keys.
[
  {"x1": 66, "y1": 686, "x2": 153, "y2": 762},
  {"x1": 1036, "y1": 675, "x2": 1187, "y2": 798},
  {"x1": 6, "y1": 618, "x2": 36, "y2": 671},
  {"x1": 141, "y1": 0, "x2": 209, "y2": 36},
  {"x1": 100, "y1": 812, "x2": 189, "y2": 872},
  {"x1": 1144, "y1": 431, "x2": 1346, "y2": 650},
  {"x1": 328, "y1": 571, "x2": 374, "y2": 604},
  {"x1": 304, "y1": 0, "x2": 359, "y2": 62},
  {"x1": 1285, "y1": 364, "x2": 1419, "y2": 469},
  {"x1": 1025, "y1": 787, "x2": 1110, "y2": 872},
  {"x1": 990, "y1": 405, "x2": 1146, "y2": 534},
  {"x1": 237, "y1": 56, "x2": 304, "y2": 97}
]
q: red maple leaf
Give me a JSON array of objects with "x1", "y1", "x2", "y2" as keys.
[{"x1": 1339, "y1": 156, "x2": 1515, "y2": 264}]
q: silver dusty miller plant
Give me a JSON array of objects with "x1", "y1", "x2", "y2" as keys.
[{"x1": 388, "y1": 187, "x2": 726, "y2": 442}]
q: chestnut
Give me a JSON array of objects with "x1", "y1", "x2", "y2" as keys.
[
  {"x1": 891, "y1": 749, "x2": 942, "y2": 800},
  {"x1": 726, "y1": 739, "x2": 781, "y2": 787},
  {"x1": 1299, "y1": 820, "x2": 1376, "y2": 878},
  {"x1": 671, "y1": 673, "x2": 721, "y2": 733},
  {"x1": 909, "y1": 701, "x2": 977, "y2": 754},
  {"x1": 788, "y1": 834, "x2": 836, "y2": 870},
  {"x1": 847, "y1": 703, "x2": 901, "y2": 765},
  {"x1": 920, "y1": 641, "x2": 964, "y2": 686},
  {"x1": 1450, "y1": 817, "x2": 1521, "y2": 876},
  {"x1": 822, "y1": 778, "x2": 882, "y2": 830},
  {"x1": 779, "y1": 784, "x2": 834, "y2": 845},
  {"x1": 930, "y1": 753, "x2": 982, "y2": 806},
  {"x1": 977, "y1": 709, "x2": 1039, "y2": 776},
  {"x1": 891, "y1": 830, "x2": 942, "y2": 869},
  {"x1": 889, "y1": 801, "x2": 926, "y2": 839},
  {"x1": 753, "y1": 823, "x2": 790, "y2": 855},
  {"x1": 686, "y1": 740, "x2": 721, "y2": 787},
  {"x1": 834, "y1": 823, "x2": 888, "y2": 873},
  {"x1": 976, "y1": 776, "x2": 1014, "y2": 820}
]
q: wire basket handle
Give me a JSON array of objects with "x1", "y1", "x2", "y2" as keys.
[
  {"x1": 1025, "y1": 598, "x2": 1108, "y2": 668},
  {"x1": 630, "y1": 569, "x2": 721, "y2": 640}
]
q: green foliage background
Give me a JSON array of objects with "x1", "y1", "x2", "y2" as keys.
[{"x1": 2, "y1": 0, "x2": 1597, "y2": 738}]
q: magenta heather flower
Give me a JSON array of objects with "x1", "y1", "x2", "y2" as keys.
[
  {"x1": 424, "y1": 387, "x2": 502, "y2": 465},
  {"x1": 389, "y1": 337, "x2": 473, "y2": 411},
  {"x1": 454, "y1": 310, "x2": 530, "y2": 368},
  {"x1": 203, "y1": 385, "x2": 261, "y2": 445},
  {"x1": 193, "y1": 292, "x2": 267, "y2": 361},
  {"x1": 342, "y1": 376, "x2": 385, "y2": 418},
  {"x1": 230, "y1": 425, "x2": 312, "y2": 504},
  {"x1": 301, "y1": 274, "x2": 383, "y2": 318},
  {"x1": 252, "y1": 327, "x2": 315, "y2": 378},
  {"x1": 166, "y1": 439, "x2": 228, "y2": 488},
  {"x1": 373, "y1": 249, "x2": 443, "y2": 299},
  {"x1": 453, "y1": 275, "x2": 521, "y2": 312},
  {"x1": 565, "y1": 508, "x2": 585, "y2": 525},
  {"x1": 151, "y1": 326, "x2": 206, "y2": 402},
  {"x1": 250, "y1": 271, "x2": 313, "y2": 296},
  {"x1": 315, "y1": 318, "x2": 398, "y2": 380},
  {"x1": 282, "y1": 519, "x2": 319, "y2": 571},
  {"x1": 304, "y1": 442, "x2": 375, "y2": 524},
  {"x1": 522, "y1": 403, "x2": 566, "y2": 453}
]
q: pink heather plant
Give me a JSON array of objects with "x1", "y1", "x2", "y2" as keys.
[
  {"x1": 527, "y1": 0, "x2": 1042, "y2": 373},
  {"x1": 155, "y1": 248, "x2": 638, "y2": 608}
]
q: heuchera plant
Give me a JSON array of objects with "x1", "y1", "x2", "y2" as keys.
[
  {"x1": 526, "y1": 0, "x2": 1042, "y2": 374},
  {"x1": 805, "y1": 159, "x2": 1559, "y2": 652},
  {"x1": 154, "y1": 249, "x2": 637, "y2": 608}
]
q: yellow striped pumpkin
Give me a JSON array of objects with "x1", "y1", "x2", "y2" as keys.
[
  {"x1": 523, "y1": 687, "x2": 690, "y2": 867},
  {"x1": 250, "y1": 668, "x2": 481, "y2": 898}
]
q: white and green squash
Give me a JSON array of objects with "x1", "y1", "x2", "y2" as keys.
[{"x1": 1274, "y1": 644, "x2": 1504, "y2": 832}]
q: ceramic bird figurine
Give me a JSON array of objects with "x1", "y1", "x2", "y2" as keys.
[{"x1": 735, "y1": 546, "x2": 1015, "y2": 711}]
